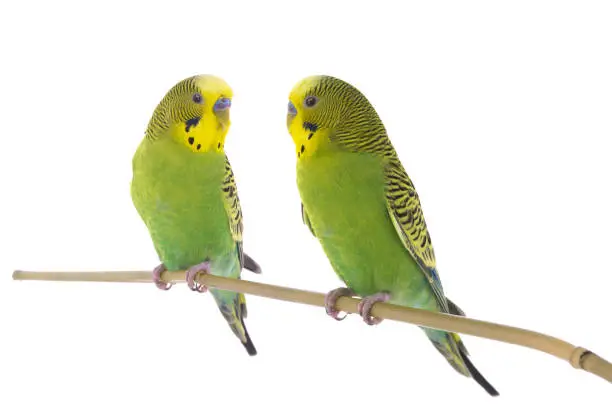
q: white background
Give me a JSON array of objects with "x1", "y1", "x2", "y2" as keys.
[{"x1": 1, "y1": 1, "x2": 611, "y2": 405}]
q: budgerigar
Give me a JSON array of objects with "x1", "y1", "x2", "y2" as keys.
[
  {"x1": 286, "y1": 75, "x2": 498, "y2": 395},
  {"x1": 131, "y1": 75, "x2": 260, "y2": 355}
]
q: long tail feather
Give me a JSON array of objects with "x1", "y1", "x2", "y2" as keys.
[
  {"x1": 460, "y1": 348, "x2": 499, "y2": 396},
  {"x1": 212, "y1": 289, "x2": 257, "y2": 356},
  {"x1": 240, "y1": 316, "x2": 257, "y2": 356},
  {"x1": 439, "y1": 297, "x2": 499, "y2": 396}
]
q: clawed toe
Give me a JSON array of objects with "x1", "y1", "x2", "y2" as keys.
[
  {"x1": 153, "y1": 264, "x2": 173, "y2": 290},
  {"x1": 357, "y1": 292, "x2": 391, "y2": 325},
  {"x1": 186, "y1": 261, "x2": 211, "y2": 293},
  {"x1": 324, "y1": 287, "x2": 354, "y2": 321}
]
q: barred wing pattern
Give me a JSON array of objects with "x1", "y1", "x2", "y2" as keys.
[
  {"x1": 384, "y1": 158, "x2": 449, "y2": 313},
  {"x1": 221, "y1": 154, "x2": 245, "y2": 268}
]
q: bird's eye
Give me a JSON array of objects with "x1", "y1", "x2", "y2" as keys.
[
  {"x1": 304, "y1": 96, "x2": 318, "y2": 108},
  {"x1": 192, "y1": 93, "x2": 203, "y2": 104},
  {"x1": 288, "y1": 101, "x2": 297, "y2": 115},
  {"x1": 214, "y1": 97, "x2": 231, "y2": 112}
]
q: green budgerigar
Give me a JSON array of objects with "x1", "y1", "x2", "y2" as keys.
[
  {"x1": 286, "y1": 75, "x2": 499, "y2": 395},
  {"x1": 131, "y1": 75, "x2": 260, "y2": 355}
]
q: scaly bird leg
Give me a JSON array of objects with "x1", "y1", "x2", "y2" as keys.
[
  {"x1": 186, "y1": 261, "x2": 211, "y2": 293},
  {"x1": 357, "y1": 291, "x2": 391, "y2": 325},
  {"x1": 324, "y1": 287, "x2": 355, "y2": 321},
  {"x1": 153, "y1": 263, "x2": 173, "y2": 290}
]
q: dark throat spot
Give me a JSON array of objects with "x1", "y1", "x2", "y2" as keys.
[
  {"x1": 185, "y1": 117, "x2": 201, "y2": 133},
  {"x1": 188, "y1": 137, "x2": 195, "y2": 145},
  {"x1": 308, "y1": 132, "x2": 314, "y2": 140},
  {"x1": 303, "y1": 122, "x2": 318, "y2": 132}
]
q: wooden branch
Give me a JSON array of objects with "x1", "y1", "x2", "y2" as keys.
[{"x1": 12, "y1": 269, "x2": 612, "y2": 385}]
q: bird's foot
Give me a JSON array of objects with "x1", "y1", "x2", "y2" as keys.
[
  {"x1": 153, "y1": 263, "x2": 173, "y2": 290},
  {"x1": 324, "y1": 287, "x2": 355, "y2": 321},
  {"x1": 186, "y1": 261, "x2": 211, "y2": 293},
  {"x1": 357, "y1": 291, "x2": 391, "y2": 325}
]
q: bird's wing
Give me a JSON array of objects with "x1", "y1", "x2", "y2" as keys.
[
  {"x1": 221, "y1": 155, "x2": 260, "y2": 273},
  {"x1": 383, "y1": 158, "x2": 448, "y2": 312},
  {"x1": 221, "y1": 155, "x2": 244, "y2": 264}
]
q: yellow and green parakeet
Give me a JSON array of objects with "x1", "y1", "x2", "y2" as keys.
[
  {"x1": 131, "y1": 75, "x2": 260, "y2": 356},
  {"x1": 286, "y1": 75, "x2": 499, "y2": 395}
]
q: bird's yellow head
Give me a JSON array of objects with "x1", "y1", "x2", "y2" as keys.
[
  {"x1": 146, "y1": 74, "x2": 233, "y2": 153},
  {"x1": 286, "y1": 75, "x2": 386, "y2": 160}
]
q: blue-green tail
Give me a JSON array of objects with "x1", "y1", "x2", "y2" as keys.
[
  {"x1": 211, "y1": 288, "x2": 257, "y2": 356},
  {"x1": 423, "y1": 298, "x2": 499, "y2": 396}
]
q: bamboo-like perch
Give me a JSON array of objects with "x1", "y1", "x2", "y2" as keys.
[{"x1": 12, "y1": 269, "x2": 612, "y2": 385}]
